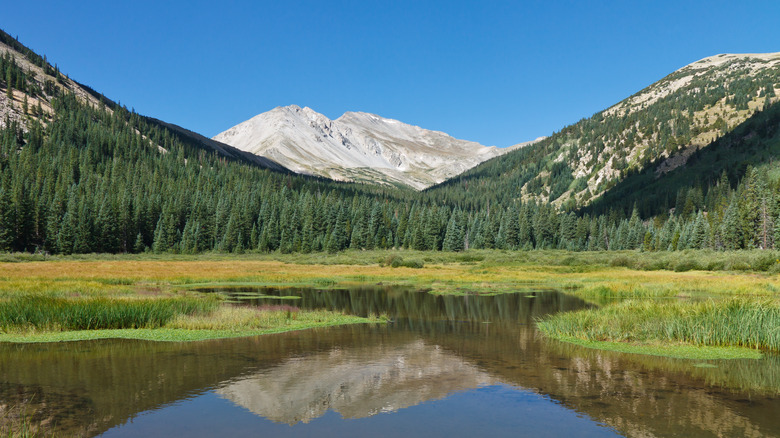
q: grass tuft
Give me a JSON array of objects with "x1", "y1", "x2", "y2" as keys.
[
  {"x1": 0, "y1": 308, "x2": 379, "y2": 343},
  {"x1": 0, "y1": 295, "x2": 219, "y2": 332},
  {"x1": 537, "y1": 298, "x2": 780, "y2": 358}
]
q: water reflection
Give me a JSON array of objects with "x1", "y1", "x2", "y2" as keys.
[
  {"x1": 216, "y1": 340, "x2": 495, "y2": 424},
  {"x1": 0, "y1": 287, "x2": 778, "y2": 437}
]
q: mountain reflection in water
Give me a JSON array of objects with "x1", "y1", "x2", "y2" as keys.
[
  {"x1": 1, "y1": 287, "x2": 778, "y2": 437},
  {"x1": 216, "y1": 340, "x2": 495, "y2": 424}
]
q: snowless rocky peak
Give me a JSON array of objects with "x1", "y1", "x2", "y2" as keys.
[{"x1": 213, "y1": 105, "x2": 508, "y2": 189}]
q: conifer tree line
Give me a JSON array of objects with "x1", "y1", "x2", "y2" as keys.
[
  {"x1": 3, "y1": 31, "x2": 780, "y2": 256},
  {"x1": 3, "y1": 89, "x2": 780, "y2": 255}
]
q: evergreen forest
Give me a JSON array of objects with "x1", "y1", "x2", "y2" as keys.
[{"x1": 2, "y1": 30, "x2": 780, "y2": 256}]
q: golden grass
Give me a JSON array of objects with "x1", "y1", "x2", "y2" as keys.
[
  {"x1": 166, "y1": 306, "x2": 366, "y2": 331},
  {"x1": 2, "y1": 257, "x2": 777, "y2": 300},
  {"x1": 2, "y1": 251, "x2": 779, "y2": 351}
]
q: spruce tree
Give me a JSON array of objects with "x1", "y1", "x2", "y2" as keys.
[
  {"x1": 5, "y1": 69, "x2": 11, "y2": 100},
  {"x1": 442, "y1": 209, "x2": 464, "y2": 252},
  {"x1": 327, "y1": 205, "x2": 349, "y2": 253},
  {"x1": 504, "y1": 207, "x2": 521, "y2": 249},
  {"x1": 0, "y1": 186, "x2": 13, "y2": 251},
  {"x1": 133, "y1": 232, "x2": 146, "y2": 253}
]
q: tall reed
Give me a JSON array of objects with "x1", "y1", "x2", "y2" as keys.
[
  {"x1": 0, "y1": 295, "x2": 219, "y2": 331},
  {"x1": 537, "y1": 298, "x2": 780, "y2": 351}
]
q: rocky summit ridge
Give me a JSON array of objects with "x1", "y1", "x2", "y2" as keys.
[{"x1": 213, "y1": 105, "x2": 516, "y2": 190}]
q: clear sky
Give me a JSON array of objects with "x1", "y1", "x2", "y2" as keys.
[{"x1": 4, "y1": 1, "x2": 780, "y2": 147}]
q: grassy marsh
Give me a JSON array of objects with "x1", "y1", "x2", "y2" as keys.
[
  {"x1": 0, "y1": 308, "x2": 378, "y2": 343},
  {"x1": 537, "y1": 298, "x2": 780, "y2": 359},
  {"x1": 1, "y1": 249, "x2": 779, "y2": 354},
  {"x1": 0, "y1": 295, "x2": 219, "y2": 331},
  {"x1": 3, "y1": 250, "x2": 780, "y2": 298}
]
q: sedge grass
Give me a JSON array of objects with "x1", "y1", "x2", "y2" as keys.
[
  {"x1": 0, "y1": 295, "x2": 219, "y2": 332},
  {"x1": 537, "y1": 298, "x2": 780, "y2": 359},
  {"x1": 3, "y1": 249, "x2": 780, "y2": 351},
  {"x1": 3, "y1": 251, "x2": 780, "y2": 298},
  {"x1": 3, "y1": 248, "x2": 780, "y2": 273},
  {"x1": 0, "y1": 306, "x2": 380, "y2": 343}
]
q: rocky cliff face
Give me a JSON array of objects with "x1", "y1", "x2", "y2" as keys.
[{"x1": 214, "y1": 105, "x2": 511, "y2": 189}]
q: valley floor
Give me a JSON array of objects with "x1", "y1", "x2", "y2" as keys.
[{"x1": 0, "y1": 249, "x2": 778, "y2": 358}]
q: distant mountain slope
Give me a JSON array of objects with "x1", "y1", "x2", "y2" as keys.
[
  {"x1": 148, "y1": 118, "x2": 287, "y2": 171},
  {"x1": 213, "y1": 105, "x2": 510, "y2": 190},
  {"x1": 427, "y1": 52, "x2": 780, "y2": 210},
  {"x1": 0, "y1": 30, "x2": 285, "y2": 171},
  {"x1": 0, "y1": 32, "x2": 104, "y2": 128},
  {"x1": 583, "y1": 98, "x2": 780, "y2": 218}
]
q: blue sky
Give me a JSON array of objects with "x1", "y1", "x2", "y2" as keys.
[{"x1": 5, "y1": 1, "x2": 780, "y2": 147}]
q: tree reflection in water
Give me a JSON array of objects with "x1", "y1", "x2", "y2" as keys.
[{"x1": 0, "y1": 287, "x2": 778, "y2": 437}]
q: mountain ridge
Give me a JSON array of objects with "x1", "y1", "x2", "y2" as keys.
[
  {"x1": 4, "y1": 26, "x2": 780, "y2": 255},
  {"x1": 425, "y1": 51, "x2": 780, "y2": 210},
  {"x1": 213, "y1": 105, "x2": 519, "y2": 190},
  {"x1": 0, "y1": 31, "x2": 286, "y2": 172}
]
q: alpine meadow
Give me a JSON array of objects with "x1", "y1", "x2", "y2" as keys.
[{"x1": 2, "y1": 5, "x2": 780, "y2": 436}]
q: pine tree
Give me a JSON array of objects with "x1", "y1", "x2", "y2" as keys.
[
  {"x1": 0, "y1": 185, "x2": 14, "y2": 251},
  {"x1": 152, "y1": 217, "x2": 167, "y2": 254},
  {"x1": 73, "y1": 196, "x2": 93, "y2": 254},
  {"x1": 327, "y1": 205, "x2": 349, "y2": 253},
  {"x1": 518, "y1": 203, "x2": 533, "y2": 248},
  {"x1": 642, "y1": 231, "x2": 654, "y2": 251},
  {"x1": 96, "y1": 199, "x2": 120, "y2": 253},
  {"x1": 504, "y1": 206, "x2": 521, "y2": 249},
  {"x1": 133, "y1": 232, "x2": 146, "y2": 253},
  {"x1": 721, "y1": 195, "x2": 741, "y2": 250},
  {"x1": 739, "y1": 167, "x2": 761, "y2": 248},
  {"x1": 56, "y1": 195, "x2": 78, "y2": 255},
  {"x1": 5, "y1": 69, "x2": 12, "y2": 100},
  {"x1": 442, "y1": 209, "x2": 464, "y2": 252}
]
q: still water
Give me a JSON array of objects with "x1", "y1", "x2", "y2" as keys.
[{"x1": 1, "y1": 286, "x2": 779, "y2": 437}]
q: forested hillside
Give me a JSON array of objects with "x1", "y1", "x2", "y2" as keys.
[
  {"x1": 0, "y1": 30, "x2": 286, "y2": 172},
  {"x1": 584, "y1": 100, "x2": 780, "y2": 219},
  {"x1": 3, "y1": 28, "x2": 780, "y2": 255},
  {"x1": 428, "y1": 53, "x2": 780, "y2": 211},
  {"x1": 0, "y1": 93, "x2": 435, "y2": 254}
]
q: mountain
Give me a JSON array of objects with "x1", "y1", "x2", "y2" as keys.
[
  {"x1": 0, "y1": 33, "x2": 104, "y2": 129},
  {"x1": 213, "y1": 105, "x2": 513, "y2": 190},
  {"x1": 216, "y1": 340, "x2": 494, "y2": 424},
  {"x1": 0, "y1": 28, "x2": 425, "y2": 255},
  {"x1": 428, "y1": 52, "x2": 780, "y2": 211},
  {"x1": 5, "y1": 24, "x2": 780, "y2": 255},
  {"x1": 582, "y1": 98, "x2": 780, "y2": 219},
  {"x1": 0, "y1": 31, "x2": 285, "y2": 171}
]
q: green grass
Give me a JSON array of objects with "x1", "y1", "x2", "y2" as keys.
[
  {"x1": 0, "y1": 295, "x2": 219, "y2": 331},
  {"x1": 547, "y1": 335, "x2": 763, "y2": 360},
  {"x1": 0, "y1": 312, "x2": 377, "y2": 343},
  {"x1": 0, "y1": 302, "x2": 382, "y2": 343},
  {"x1": 0, "y1": 398, "x2": 49, "y2": 438},
  {"x1": 3, "y1": 248, "x2": 780, "y2": 273},
  {"x1": 3, "y1": 249, "x2": 780, "y2": 356},
  {"x1": 537, "y1": 298, "x2": 780, "y2": 359}
]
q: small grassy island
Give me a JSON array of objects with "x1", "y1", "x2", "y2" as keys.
[
  {"x1": 536, "y1": 298, "x2": 779, "y2": 360},
  {"x1": 0, "y1": 272, "x2": 381, "y2": 343},
  {"x1": 0, "y1": 295, "x2": 377, "y2": 343},
  {"x1": 0, "y1": 249, "x2": 778, "y2": 361}
]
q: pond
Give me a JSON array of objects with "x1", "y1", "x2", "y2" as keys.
[{"x1": 1, "y1": 286, "x2": 778, "y2": 437}]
